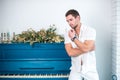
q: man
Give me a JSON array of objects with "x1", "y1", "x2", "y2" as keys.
[{"x1": 64, "y1": 9, "x2": 99, "y2": 80}]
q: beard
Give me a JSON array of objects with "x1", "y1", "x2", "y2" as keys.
[{"x1": 71, "y1": 24, "x2": 78, "y2": 30}]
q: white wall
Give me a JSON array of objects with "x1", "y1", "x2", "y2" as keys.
[{"x1": 0, "y1": 0, "x2": 112, "y2": 80}]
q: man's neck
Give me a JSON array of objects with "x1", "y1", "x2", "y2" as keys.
[{"x1": 75, "y1": 23, "x2": 81, "y2": 36}]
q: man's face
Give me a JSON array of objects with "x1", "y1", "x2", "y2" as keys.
[{"x1": 66, "y1": 14, "x2": 79, "y2": 29}]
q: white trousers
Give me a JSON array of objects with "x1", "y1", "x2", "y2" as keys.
[{"x1": 69, "y1": 71, "x2": 99, "y2": 80}]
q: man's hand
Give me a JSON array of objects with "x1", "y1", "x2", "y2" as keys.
[{"x1": 68, "y1": 29, "x2": 76, "y2": 39}]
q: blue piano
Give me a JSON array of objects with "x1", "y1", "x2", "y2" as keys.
[{"x1": 0, "y1": 42, "x2": 71, "y2": 80}]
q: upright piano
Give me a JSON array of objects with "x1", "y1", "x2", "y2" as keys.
[{"x1": 0, "y1": 42, "x2": 71, "y2": 80}]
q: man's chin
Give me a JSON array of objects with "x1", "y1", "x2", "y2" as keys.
[
  {"x1": 71, "y1": 26, "x2": 75, "y2": 29},
  {"x1": 72, "y1": 27, "x2": 76, "y2": 29}
]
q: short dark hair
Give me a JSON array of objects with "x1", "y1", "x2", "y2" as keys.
[{"x1": 65, "y1": 9, "x2": 80, "y2": 18}]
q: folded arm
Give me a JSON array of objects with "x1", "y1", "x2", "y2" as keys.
[{"x1": 65, "y1": 39, "x2": 95, "y2": 57}]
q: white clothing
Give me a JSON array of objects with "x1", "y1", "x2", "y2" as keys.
[
  {"x1": 64, "y1": 24, "x2": 99, "y2": 80},
  {"x1": 69, "y1": 70, "x2": 99, "y2": 80}
]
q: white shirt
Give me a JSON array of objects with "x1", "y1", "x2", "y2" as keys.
[{"x1": 64, "y1": 24, "x2": 97, "y2": 74}]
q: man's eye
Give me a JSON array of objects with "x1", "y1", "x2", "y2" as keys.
[{"x1": 70, "y1": 19, "x2": 72, "y2": 21}]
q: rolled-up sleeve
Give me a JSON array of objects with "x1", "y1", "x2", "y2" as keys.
[{"x1": 85, "y1": 28, "x2": 96, "y2": 40}]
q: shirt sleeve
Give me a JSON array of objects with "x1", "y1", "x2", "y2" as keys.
[
  {"x1": 64, "y1": 28, "x2": 71, "y2": 44},
  {"x1": 85, "y1": 27, "x2": 96, "y2": 40}
]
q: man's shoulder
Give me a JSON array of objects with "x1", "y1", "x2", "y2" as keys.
[{"x1": 82, "y1": 24, "x2": 96, "y2": 32}]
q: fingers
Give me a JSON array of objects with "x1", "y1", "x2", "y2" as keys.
[
  {"x1": 71, "y1": 29, "x2": 73, "y2": 32},
  {"x1": 68, "y1": 29, "x2": 76, "y2": 39},
  {"x1": 70, "y1": 29, "x2": 75, "y2": 33}
]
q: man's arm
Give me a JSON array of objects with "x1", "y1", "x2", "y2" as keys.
[
  {"x1": 74, "y1": 38, "x2": 95, "y2": 52},
  {"x1": 65, "y1": 39, "x2": 95, "y2": 57}
]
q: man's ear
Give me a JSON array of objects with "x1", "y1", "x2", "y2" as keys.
[{"x1": 77, "y1": 16, "x2": 80, "y2": 20}]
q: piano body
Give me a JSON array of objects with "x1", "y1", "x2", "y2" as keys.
[{"x1": 0, "y1": 42, "x2": 71, "y2": 80}]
